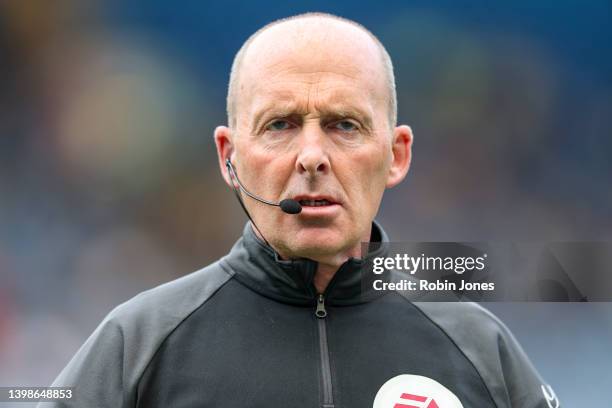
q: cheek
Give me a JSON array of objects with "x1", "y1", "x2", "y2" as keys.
[
  {"x1": 235, "y1": 141, "x2": 296, "y2": 201},
  {"x1": 339, "y1": 146, "x2": 390, "y2": 209}
]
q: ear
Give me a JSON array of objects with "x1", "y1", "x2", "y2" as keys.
[
  {"x1": 386, "y1": 125, "x2": 413, "y2": 188},
  {"x1": 214, "y1": 125, "x2": 234, "y2": 186}
]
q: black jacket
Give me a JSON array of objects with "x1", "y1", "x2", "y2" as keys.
[{"x1": 41, "y1": 222, "x2": 558, "y2": 408}]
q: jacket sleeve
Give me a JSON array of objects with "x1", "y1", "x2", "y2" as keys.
[
  {"x1": 37, "y1": 315, "x2": 129, "y2": 408},
  {"x1": 491, "y1": 314, "x2": 560, "y2": 408},
  {"x1": 37, "y1": 263, "x2": 233, "y2": 408},
  {"x1": 411, "y1": 301, "x2": 560, "y2": 408}
]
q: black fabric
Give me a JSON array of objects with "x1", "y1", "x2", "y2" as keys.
[
  {"x1": 137, "y1": 279, "x2": 494, "y2": 407},
  {"x1": 41, "y1": 221, "x2": 556, "y2": 408},
  {"x1": 137, "y1": 279, "x2": 320, "y2": 407},
  {"x1": 326, "y1": 295, "x2": 493, "y2": 407}
]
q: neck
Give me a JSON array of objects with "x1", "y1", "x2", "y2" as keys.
[
  {"x1": 313, "y1": 262, "x2": 343, "y2": 294},
  {"x1": 252, "y1": 223, "x2": 373, "y2": 294}
]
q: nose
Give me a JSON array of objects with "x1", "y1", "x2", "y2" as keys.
[{"x1": 295, "y1": 125, "x2": 330, "y2": 177}]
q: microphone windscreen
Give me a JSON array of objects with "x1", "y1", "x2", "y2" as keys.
[{"x1": 279, "y1": 199, "x2": 302, "y2": 214}]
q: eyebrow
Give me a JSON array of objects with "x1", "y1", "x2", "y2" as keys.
[
  {"x1": 320, "y1": 105, "x2": 374, "y2": 130},
  {"x1": 251, "y1": 99, "x2": 374, "y2": 132},
  {"x1": 251, "y1": 101, "x2": 304, "y2": 131}
]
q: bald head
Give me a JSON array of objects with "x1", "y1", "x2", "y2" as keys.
[{"x1": 226, "y1": 12, "x2": 397, "y2": 128}]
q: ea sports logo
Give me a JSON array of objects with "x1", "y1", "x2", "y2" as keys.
[{"x1": 373, "y1": 374, "x2": 463, "y2": 408}]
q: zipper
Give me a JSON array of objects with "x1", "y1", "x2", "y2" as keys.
[
  {"x1": 315, "y1": 293, "x2": 328, "y2": 318},
  {"x1": 315, "y1": 293, "x2": 334, "y2": 408}
]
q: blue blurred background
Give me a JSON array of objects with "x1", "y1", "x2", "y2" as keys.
[{"x1": 0, "y1": 1, "x2": 611, "y2": 406}]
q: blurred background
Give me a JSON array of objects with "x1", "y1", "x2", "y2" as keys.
[{"x1": 0, "y1": 0, "x2": 610, "y2": 406}]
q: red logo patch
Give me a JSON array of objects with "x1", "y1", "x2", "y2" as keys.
[
  {"x1": 394, "y1": 392, "x2": 440, "y2": 408},
  {"x1": 374, "y1": 374, "x2": 463, "y2": 408}
]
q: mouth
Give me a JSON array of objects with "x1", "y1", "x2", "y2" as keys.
[
  {"x1": 291, "y1": 196, "x2": 342, "y2": 218},
  {"x1": 299, "y1": 199, "x2": 333, "y2": 207},
  {"x1": 293, "y1": 195, "x2": 340, "y2": 208}
]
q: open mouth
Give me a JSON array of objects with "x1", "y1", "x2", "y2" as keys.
[
  {"x1": 299, "y1": 199, "x2": 333, "y2": 207},
  {"x1": 292, "y1": 195, "x2": 341, "y2": 217}
]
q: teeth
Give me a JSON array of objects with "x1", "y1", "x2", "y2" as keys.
[{"x1": 299, "y1": 199, "x2": 331, "y2": 206}]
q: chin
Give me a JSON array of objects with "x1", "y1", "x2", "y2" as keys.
[{"x1": 275, "y1": 227, "x2": 359, "y2": 260}]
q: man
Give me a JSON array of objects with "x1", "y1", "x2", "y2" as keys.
[{"x1": 42, "y1": 13, "x2": 559, "y2": 408}]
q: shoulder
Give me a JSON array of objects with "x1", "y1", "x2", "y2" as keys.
[
  {"x1": 46, "y1": 262, "x2": 234, "y2": 407},
  {"x1": 105, "y1": 261, "x2": 233, "y2": 329},
  {"x1": 410, "y1": 301, "x2": 511, "y2": 340},
  {"x1": 408, "y1": 301, "x2": 551, "y2": 407},
  {"x1": 66, "y1": 262, "x2": 233, "y2": 396},
  {"x1": 390, "y1": 286, "x2": 513, "y2": 341}
]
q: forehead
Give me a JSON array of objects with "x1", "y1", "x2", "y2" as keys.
[
  {"x1": 236, "y1": 20, "x2": 388, "y2": 120},
  {"x1": 248, "y1": 70, "x2": 377, "y2": 111}
]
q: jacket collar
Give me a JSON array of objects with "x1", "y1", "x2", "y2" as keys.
[{"x1": 220, "y1": 221, "x2": 391, "y2": 306}]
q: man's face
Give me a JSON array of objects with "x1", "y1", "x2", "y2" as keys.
[{"x1": 216, "y1": 21, "x2": 411, "y2": 263}]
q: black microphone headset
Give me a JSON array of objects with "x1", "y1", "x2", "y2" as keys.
[
  {"x1": 225, "y1": 158, "x2": 302, "y2": 246},
  {"x1": 225, "y1": 159, "x2": 302, "y2": 215}
]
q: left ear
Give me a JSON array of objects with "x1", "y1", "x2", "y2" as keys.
[{"x1": 386, "y1": 125, "x2": 413, "y2": 188}]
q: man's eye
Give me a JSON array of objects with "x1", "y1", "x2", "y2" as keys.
[
  {"x1": 266, "y1": 120, "x2": 292, "y2": 131},
  {"x1": 333, "y1": 120, "x2": 358, "y2": 132}
]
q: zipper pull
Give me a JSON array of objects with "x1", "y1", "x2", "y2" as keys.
[{"x1": 315, "y1": 294, "x2": 328, "y2": 318}]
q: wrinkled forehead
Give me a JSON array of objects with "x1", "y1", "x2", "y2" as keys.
[{"x1": 236, "y1": 20, "x2": 388, "y2": 118}]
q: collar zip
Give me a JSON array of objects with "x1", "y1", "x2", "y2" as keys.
[{"x1": 223, "y1": 221, "x2": 390, "y2": 307}]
